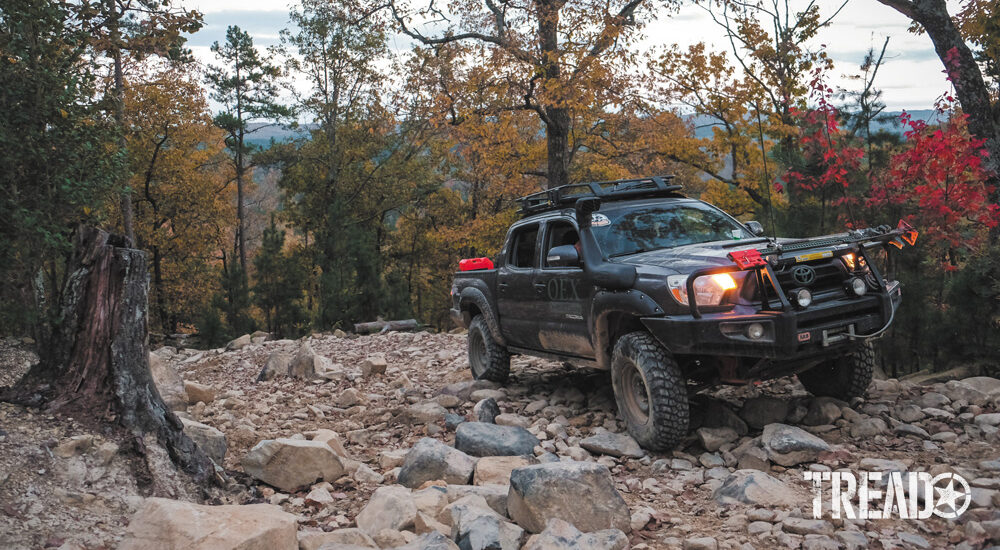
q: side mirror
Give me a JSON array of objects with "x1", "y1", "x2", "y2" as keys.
[
  {"x1": 547, "y1": 245, "x2": 580, "y2": 267},
  {"x1": 745, "y1": 221, "x2": 765, "y2": 237}
]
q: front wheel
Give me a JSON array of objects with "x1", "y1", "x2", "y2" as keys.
[
  {"x1": 611, "y1": 331, "x2": 689, "y2": 451},
  {"x1": 797, "y1": 340, "x2": 876, "y2": 400},
  {"x1": 468, "y1": 315, "x2": 510, "y2": 383}
]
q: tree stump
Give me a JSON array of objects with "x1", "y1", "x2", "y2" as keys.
[{"x1": 3, "y1": 227, "x2": 216, "y2": 482}]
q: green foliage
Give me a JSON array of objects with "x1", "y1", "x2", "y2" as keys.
[
  {"x1": 206, "y1": 25, "x2": 292, "y2": 155},
  {"x1": 219, "y1": 264, "x2": 255, "y2": 336},
  {"x1": 195, "y1": 303, "x2": 230, "y2": 349},
  {"x1": 0, "y1": 0, "x2": 122, "y2": 332},
  {"x1": 253, "y1": 217, "x2": 308, "y2": 338}
]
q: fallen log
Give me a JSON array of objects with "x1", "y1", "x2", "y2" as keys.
[{"x1": 353, "y1": 318, "x2": 420, "y2": 334}]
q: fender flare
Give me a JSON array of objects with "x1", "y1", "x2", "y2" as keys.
[
  {"x1": 590, "y1": 289, "x2": 664, "y2": 369},
  {"x1": 458, "y1": 287, "x2": 507, "y2": 346}
]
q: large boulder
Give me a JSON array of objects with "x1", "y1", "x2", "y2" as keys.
[
  {"x1": 402, "y1": 401, "x2": 449, "y2": 425},
  {"x1": 289, "y1": 342, "x2": 332, "y2": 380},
  {"x1": 456, "y1": 422, "x2": 540, "y2": 457},
  {"x1": 355, "y1": 486, "x2": 418, "y2": 536},
  {"x1": 118, "y1": 498, "x2": 297, "y2": 550},
  {"x1": 579, "y1": 432, "x2": 644, "y2": 458},
  {"x1": 259, "y1": 351, "x2": 292, "y2": 381},
  {"x1": 361, "y1": 355, "x2": 388, "y2": 378},
  {"x1": 507, "y1": 461, "x2": 630, "y2": 534},
  {"x1": 802, "y1": 397, "x2": 845, "y2": 426},
  {"x1": 149, "y1": 353, "x2": 187, "y2": 411},
  {"x1": 184, "y1": 381, "x2": 215, "y2": 405},
  {"x1": 761, "y1": 423, "x2": 830, "y2": 466},
  {"x1": 398, "y1": 438, "x2": 478, "y2": 488},
  {"x1": 226, "y1": 334, "x2": 252, "y2": 351},
  {"x1": 740, "y1": 397, "x2": 789, "y2": 430},
  {"x1": 445, "y1": 495, "x2": 524, "y2": 550},
  {"x1": 944, "y1": 379, "x2": 991, "y2": 406},
  {"x1": 523, "y1": 519, "x2": 629, "y2": 550},
  {"x1": 242, "y1": 438, "x2": 345, "y2": 492},
  {"x1": 714, "y1": 470, "x2": 802, "y2": 507},
  {"x1": 180, "y1": 418, "x2": 227, "y2": 463}
]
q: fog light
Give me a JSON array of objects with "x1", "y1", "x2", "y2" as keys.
[
  {"x1": 794, "y1": 288, "x2": 812, "y2": 308},
  {"x1": 747, "y1": 322, "x2": 765, "y2": 340},
  {"x1": 849, "y1": 277, "x2": 867, "y2": 296}
]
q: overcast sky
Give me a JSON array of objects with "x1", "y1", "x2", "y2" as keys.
[{"x1": 186, "y1": 0, "x2": 956, "y2": 112}]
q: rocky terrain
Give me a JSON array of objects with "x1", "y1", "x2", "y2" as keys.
[{"x1": 2, "y1": 330, "x2": 1000, "y2": 550}]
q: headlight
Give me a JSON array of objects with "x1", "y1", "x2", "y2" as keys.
[{"x1": 667, "y1": 273, "x2": 737, "y2": 306}]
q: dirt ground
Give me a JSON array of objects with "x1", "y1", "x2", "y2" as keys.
[{"x1": 1, "y1": 331, "x2": 998, "y2": 549}]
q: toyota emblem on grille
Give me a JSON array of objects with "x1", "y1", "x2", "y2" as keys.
[{"x1": 792, "y1": 265, "x2": 816, "y2": 285}]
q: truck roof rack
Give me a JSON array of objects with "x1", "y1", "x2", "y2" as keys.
[{"x1": 517, "y1": 176, "x2": 683, "y2": 216}]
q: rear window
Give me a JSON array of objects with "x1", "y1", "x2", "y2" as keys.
[{"x1": 509, "y1": 225, "x2": 539, "y2": 268}]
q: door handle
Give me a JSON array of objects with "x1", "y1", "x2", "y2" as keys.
[{"x1": 533, "y1": 282, "x2": 546, "y2": 294}]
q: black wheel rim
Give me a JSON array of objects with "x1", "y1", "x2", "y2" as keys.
[
  {"x1": 469, "y1": 328, "x2": 487, "y2": 378},
  {"x1": 621, "y1": 359, "x2": 651, "y2": 425}
]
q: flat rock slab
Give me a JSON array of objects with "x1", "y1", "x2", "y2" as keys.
[
  {"x1": 761, "y1": 423, "x2": 831, "y2": 467},
  {"x1": 714, "y1": 469, "x2": 802, "y2": 507},
  {"x1": 456, "y1": 422, "x2": 540, "y2": 457},
  {"x1": 119, "y1": 497, "x2": 297, "y2": 550},
  {"x1": 507, "y1": 461, "x2": 631, "y2": 534},
  {"x1": 579, "y1": 432, "x2": 645, "y2": 458},
  {"x1": 242, "y1": 438, "x2": 345, "y2": 492},
  {"x1": 398, "y1": 437, "x2": 478, "y2": 488}
]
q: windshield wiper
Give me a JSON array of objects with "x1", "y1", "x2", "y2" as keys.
[{"x1": 609, "y1": 246, "x2": 668, "y2": 258}]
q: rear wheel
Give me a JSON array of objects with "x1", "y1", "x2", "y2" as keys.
[
  {"x1": 611, "y1": 331, "x2": 689, "y2": 451},
  {"x1": 797, "y1": 340, "x2": 876, "y2": 400},
  {"x1": 468, "y1": 315, "x2": 510, "y2": 383}
]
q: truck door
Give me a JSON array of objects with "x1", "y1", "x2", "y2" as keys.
[
  {"x1": 496, "y1": 223, "x2": 543, "y2": 349},
  {"x1": 535, "y1": 219, "x2": 595, "y2": 357}
]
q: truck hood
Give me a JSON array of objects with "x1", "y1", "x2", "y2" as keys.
[{"x1": 612, "y1": 239, "x2": 782, "y2": 273}]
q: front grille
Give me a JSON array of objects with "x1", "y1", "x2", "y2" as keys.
[{"x1": 763, "y1": 259, "x2": 850, "y2": 303}]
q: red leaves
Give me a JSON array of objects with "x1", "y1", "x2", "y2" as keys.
[
  {"x1": 869, "y1": 97, "x2": 998, "y2": 257},
  {"x1": 784, "y1": 69, "x2": 864, "y2": 200}
]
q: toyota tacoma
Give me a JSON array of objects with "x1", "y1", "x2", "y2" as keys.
[{"x1": 450, "y1": 176, "x2": 917, "y2": 450}]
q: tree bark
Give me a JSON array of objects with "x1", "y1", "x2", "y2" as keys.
[{"x1": 2, "y1": 227, "x2": 217, "y2": 482}]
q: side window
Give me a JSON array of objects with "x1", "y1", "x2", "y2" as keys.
[
  {"x1": 544, "y1": 221, "x2": 580, "y2": 268},
  {"x1": 509, "y1": 225, "x2": 539, "y2": 269}
]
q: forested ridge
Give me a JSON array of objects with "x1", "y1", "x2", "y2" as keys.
[{"x1": 2, "y1": 0, "x2": 998, "y2": 373}]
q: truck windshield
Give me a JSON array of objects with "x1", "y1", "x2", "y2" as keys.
[{"x1": 594, "y1": 203, "x2": 748, "y2": 257}]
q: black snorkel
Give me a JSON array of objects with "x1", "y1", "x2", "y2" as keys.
[{"x1": 575, "y1": 197, "x2": 637, "y2": 290}]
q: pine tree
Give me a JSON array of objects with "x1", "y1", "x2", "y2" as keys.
[{"x1": 253, "y1": 216, "x2": 308, "y2": 338}]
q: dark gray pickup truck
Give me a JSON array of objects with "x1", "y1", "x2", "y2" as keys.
[{"x1": 450, "y1": 176, "x2": 916, "y2": 450}]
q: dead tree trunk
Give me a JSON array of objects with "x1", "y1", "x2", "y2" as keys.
[
  {"x1": 353, "y1": 318, "x2": 420, "y2": 334},
  {"x1": 2, "y1": 227, "x2": 217, "y2": 482}
]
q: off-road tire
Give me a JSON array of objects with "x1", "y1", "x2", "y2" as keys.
[
  {"x1": 797, "y1": 340, "x2": 876, "y2": 400},
  {"x1": 468, "y1": 315, "x2": 510, "y2": 383},
  {"x1": 611, "y1": 331, "x2": 689, "y2": 451}
]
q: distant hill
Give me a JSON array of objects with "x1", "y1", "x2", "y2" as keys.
[
  {"x1": 689, "y1": 109, "x2": 941, "y2": 139},
  {"x1": 242, "y1": 110, "x2": 944, "y2": 148}
]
